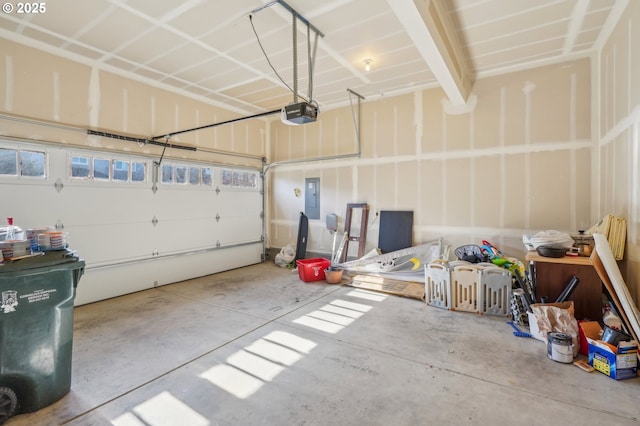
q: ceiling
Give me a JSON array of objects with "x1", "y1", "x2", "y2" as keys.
[{"x1": 0, "y1": 0, "x2": 625, "y2": 117}]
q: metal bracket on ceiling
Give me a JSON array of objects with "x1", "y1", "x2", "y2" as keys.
[
  {"x1": 252, "y1": 0, "x2": 324, "y2": 105},
  {"x1": 282, "y1": 0, "x2": 322, "y2": 104},
  {"x1": 251, "y1": 1, "x2": 324, "y2": 37},
  {"x1": 275, "y1": 0, "x2": 324, "y2": 38},
  {"x1": 347, "y1": 88, "x2": 365, "y2": 157}
]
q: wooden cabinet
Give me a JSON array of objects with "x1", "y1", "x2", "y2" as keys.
[{"x1": 526, "y1": 253, "x2": 603, "y2": 321}]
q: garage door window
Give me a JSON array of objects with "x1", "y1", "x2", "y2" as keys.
[
  {"x1": 71, "y1": 156, "x2": 90, "y2": 178},
  {"x1": 160, "y1": 163, "x2": 213, "y2": 187},
  {"x1": 20, "y1": 151, "x2": 46, "y2": 177},
  {"x1": 161, "y1": 164, "x2": 174, "y2": 183},
  {"x1": 113, "y1": 160, "x2": 129, "y2": 181},
  {"x1": 71, "y1": 155, "x2": 147, "y2": 183},
  {"x1": 0, "y1": 148, "x2": 46, "y2": 178},
  {"x1": 93, "y1": 158, "x2": 110, "y2": 180},
  {"x1": 189, "y1": 167, "x2": 200, "y2": 185},
  {"x1": 202, "y1": 168, "x2": 212, "y2": 186},
  {"x1": 132, "y1": 162, "x2": 145, "y2": 182},
  {"x1": 221, "y1": 169, "x2": 258, "y2": 189},
  {"x1": 175, "y1": 166, "x2": 187, "y2": 184}
]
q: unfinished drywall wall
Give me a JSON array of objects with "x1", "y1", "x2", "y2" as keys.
[
  {"x1": 267, "y1": 58, "x2": 592, "y2": 265},
  {"x1": 597, "y1": 0, "x2": 640, "y2": 304},
  {"x1": 0, "y1": 39, "x2": 266, "y2": 166}
]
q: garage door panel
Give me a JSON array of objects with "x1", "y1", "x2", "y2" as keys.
[
  {"x1": 216, "y1": 191, "x2": 262, "y2": 216},
  {"x1": 216, "y1": 217, "x2": 262, "y2": 245},
  {"x1": 75, "y1": 243, "x2": 263, "y2": 305}
]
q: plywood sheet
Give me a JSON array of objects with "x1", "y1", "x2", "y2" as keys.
[{"x1": 349, "y1": 274, "x2": 425, "y2": 300}]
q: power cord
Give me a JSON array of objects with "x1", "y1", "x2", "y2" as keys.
[{"x1": 249, "y1": 14, "x2": 310, "y2": 104}]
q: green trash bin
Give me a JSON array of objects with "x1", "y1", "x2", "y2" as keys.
[{"x1": 0, "y1": 251, "x2": 85, "y2": 423}]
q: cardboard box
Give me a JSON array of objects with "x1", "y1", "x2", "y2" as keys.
[
  {"x1": 578, "y1": 321, "x2": 602, "y2": 356},
  {"x1": 583, "y1": 323, "x2": 638, "y2": 380}
]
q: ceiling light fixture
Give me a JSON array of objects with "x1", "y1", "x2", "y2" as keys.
[{"x1": 363, "y1": 58, "x2": 372, "y2": 72}]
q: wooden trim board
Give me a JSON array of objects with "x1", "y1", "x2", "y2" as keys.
[
  {"x1": 590, "y1": 233, "x2": 640, "y2": 344},
  {"x1": 349, "y1": 274, "x2": 425, "y2": 300}
]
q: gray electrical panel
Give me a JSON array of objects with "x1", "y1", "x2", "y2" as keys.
[{"x1": 304, "y1": 177, "x2": 320, "y2": 219}]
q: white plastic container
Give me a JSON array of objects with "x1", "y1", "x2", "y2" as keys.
[
  {"x1": 478, "y1": 267, "x2": 512, "y2": 316},
  {"x1": 26, "y1": 226, "x2": 56, "y2": 252},
  {"x1": 38, "y1": 231, "x2": 69, "y2": 251},
  {"x1": 450, "y1": 264, "x2": 479, "y2": 313},
  {"x1": 0, "y1": 239, "x2": 31, "y2": 260},
  {"x1": 0, "y1": 226, "x2": 24, "y2": 241},
  {"x1": 424, "y1": 263, "x2": 451, "y2": 310},
  {"x1": 547, "y1": 332, "x2": 574, "y2": 363}
]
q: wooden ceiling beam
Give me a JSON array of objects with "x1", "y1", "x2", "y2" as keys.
[{"x1": 388, "y1": 0, "x2": 474, "y2": 106}]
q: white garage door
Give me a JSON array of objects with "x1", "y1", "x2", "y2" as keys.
[{"x1": 0, "y1": 141, "x2": 264, "y2": 305}]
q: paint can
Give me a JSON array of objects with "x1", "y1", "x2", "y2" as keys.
[{"x1": 547, "y1": 332, "x2": 573, "y2": 363}]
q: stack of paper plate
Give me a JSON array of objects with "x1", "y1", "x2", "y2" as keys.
[
  {"x1": 0, "y1": 239, "x2": 31, "y2": 260},
  {"x1": 38, "y1": 231, "x2": 69, "y2": 251},
  {"x1": 26, "y1": 226, "x2": 56, "y2": 251}
]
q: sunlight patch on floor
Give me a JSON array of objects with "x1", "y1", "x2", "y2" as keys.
[
  {"x1": 330, "y1": 299, "x2": 374, "y2": 312},
  {"x1": 262, "y1": 330, "x2": 317, "y2": 354},
  {"x1": 112, "y1": 391, "x2": 209, "y2": 426},
  {"x1": 243, "y1": 338, "x2": 303, "y2": 366},
  {"x1": 292, "y1": 295, "x2": 378, "y2": 333},
  {"x1": 319, "y1": 303, "x2": 365, "y2": 318},
  {"x1": 293, "y1": 315, "x2": 345, "y2": 333},
  {"x1": 346, "y1": 289, "x2": 388, "y2": 302},
  {"x1": 226, "y1": 350, "x2": 287, "y2": 382},
  {"x1": 199, "y1": 331, "x2": 318, "y2": 399},
  {"x1": 200, "y1": 364, "x2": 264, "y2": 399},
  {"x1": 306, "y1": 309, "x2": 356, "y2": 326}
]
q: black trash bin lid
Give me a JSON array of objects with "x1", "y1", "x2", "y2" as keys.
[{"x1": 0, "y1": 250, "x2": 80, "y2": 273}]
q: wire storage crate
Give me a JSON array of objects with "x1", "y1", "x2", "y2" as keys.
[
  {"x1": 424, "y1": 262, "x2": 451, "y2": 310},
  {"x1": 450, "y1": 264, "x2": 479, "y2": 313},
  {"x1": 478, "y1": 266, "x2": 512, "y2": 316}
]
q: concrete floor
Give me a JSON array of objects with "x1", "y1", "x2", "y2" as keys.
[{"x1": 6, "y1": 261, "x2": 640, "y2": 425}]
